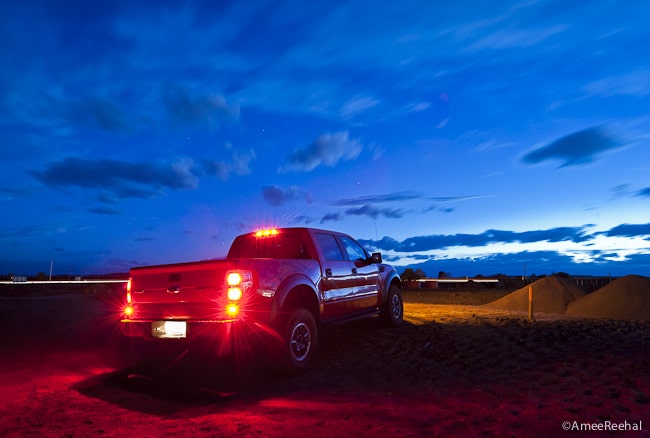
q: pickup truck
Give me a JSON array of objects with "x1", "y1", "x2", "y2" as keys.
[{"x1": 121, "y1": 227, "x2": 403, "y2": 373}]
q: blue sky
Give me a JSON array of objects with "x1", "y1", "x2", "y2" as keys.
[{"x1": 2, "y1": 0, "x2": 650, "y2": 277}]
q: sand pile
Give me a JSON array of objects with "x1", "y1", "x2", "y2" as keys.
[
  {"x1": 565, "y1": 274, "x2": 650, "y2": 320},
  {"x1": 484, "y1": 276, "x2": 585, "y2": 314}
]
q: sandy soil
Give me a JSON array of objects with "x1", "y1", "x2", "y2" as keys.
[{"x1": 0, "y1": 289, "x2": 649, "y2": 437}]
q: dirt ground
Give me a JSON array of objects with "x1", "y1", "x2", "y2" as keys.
[{"x1": 0, "y1": 289, "x2": 648, "y2": 437}]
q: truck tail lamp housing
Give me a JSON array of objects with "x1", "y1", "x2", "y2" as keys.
[
  {"x1": 124, "y1": 277, "x2": 134, "y2": 317},
  {"x1": 225, "y1": 270, "x2": 253, "y2": 317}
]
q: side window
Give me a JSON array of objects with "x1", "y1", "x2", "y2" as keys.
[
  {"x1": 340, "y1": 236, "x2": 367, "y2": 262},
  {"x1": 315, "y1": 233, "x2": 344, "y2": 261}
]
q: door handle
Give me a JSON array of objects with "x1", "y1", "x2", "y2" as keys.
[
  {"x1": 351, "y1": 268, "x2": 357, "y2": 274},
  {"x1": 325, "y1": 268, "x2": 332, "y2": 276}
]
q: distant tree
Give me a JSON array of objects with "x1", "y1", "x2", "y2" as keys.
[
  {"x1": 33, "y1": 272, "x2": 48, "y2": 281},
  {"x1": 438, "y1": 271, "x2": 451, "y2": 278},
  {"x1": 401, "y1": 268, "x2": 426, "y2": 280},
  {"x1": 555, "y1": 272, "x2": 570, "y2": 278}
]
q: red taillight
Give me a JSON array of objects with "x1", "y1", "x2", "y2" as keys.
[
  {"x1": 227, "y1": 272, "x2": 242, "y2": 286},
  {"x1": 124, "y1": 278, "x2": 133, "y2": 317},
  {"x1": 226, "y1": 304, "x2": 239, "y2": 317},
  {"x1": 228, "y1": 287, "x2": 243, "y2": 301},
  {"x1": 225, "y1": 270, "x2": 252, "y2": 302}
]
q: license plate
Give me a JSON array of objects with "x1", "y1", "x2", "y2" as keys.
[{"x1": 152, "y1": 320, "x2": 187, "y2": 339}]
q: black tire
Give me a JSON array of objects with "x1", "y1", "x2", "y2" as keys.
[
  {"x1": 278, "y1": 307, "x2": 318, "y2": 374},
  {"x1": 380, "y1": 284, "x2": 403, "y2": 327}
]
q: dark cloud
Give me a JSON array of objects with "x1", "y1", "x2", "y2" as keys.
[
  {"x1": 345, "y1": 204, "x2": 403, "y2": 219},
  {"x1": 335, "y1": 191, "x2": 421, "y2": 206},
  {"x1": 289, "y1": 215, "x2": 313, "y2": 225},
  {"x1": 522, "y1": 126, "x2": 623, "y2": 167},
  {"x1": 402, "y1": 250, "x2": 650, "y2": 278},
  {"x1": 422, "y1": 205, "x2": 455, "y2": 214},
  {"x1": 163, "y1": 84, "x2": 239, "y2": 126},
  {"x1": 335, "y1": 192, "x2": 490, "y2": 207},
  {"x1": 602, "y1": 222, "x2": 650, "y2": 238},
  {"x1": 202, "y1": 148, "x2": 255, "y2": 181},
  {"x1": 364, "y1": 226, "x2": 590, "y2": 252},
  {"x1": 281, "y1": 131, "x2": 362, "y2": 172},
  {"x1": 404, "y1": 250, "x2": 583, "y2": 277},
  {"x1": 320, "y1": 213, "x2": 342, "y2": 223},
  {"x1": 426, "y1": 195, "x2": 493, "y2": 203},
  {"x1": 261, "y1": 185, "x2": 306, "y2": 206},
  {"x1": 637, "y1": 188, "x2": 650, "y2": 197},
  {"x1": 332, "y1": 191, "x2": 482, "y2": 219},
  {"x1": 31, "y1": 157, "x2": 199, "y2": 199},
  {"x1": 88, "y1": 207, "x2": 121, "y2": 215}
]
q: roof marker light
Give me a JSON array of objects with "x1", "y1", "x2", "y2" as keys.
[{"x1": 255, "y1": 228, "x2": 279, "y2": 238}]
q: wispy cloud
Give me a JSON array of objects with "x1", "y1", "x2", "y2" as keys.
[
  {"x1": 522, "y1": 126, "x2": 624, "y2": 167},
  {"x1": 201, "y1": 146, "x2": 256, "y2": 181},
  {"x1": 69, "y1": 96, "x2": 132, "y2": 132},
  {"x1": 340, "y1": 95, "x2": 380, "y2": 119},
  {"x1": 334, "y1": 192, "x2": 488, "y2": 206},
  {"x1": 464, "y1": 25, "x2": 567, "y2": 52},
  {"x1": 334, "y1": 191, "x2": 422, "y2": 206},
  {"x1": 163, "y1": 84, "x2": 240, "y2": 126},
  {"x1": 280, "y1": 131, "x2": 363, "y2": 172},
  {"x1": 261, "y1": 185, "x2": 309, "y2": 206},
  {"x1": 582, "y1": 69, "x2": 650, "y2": 98},
  {"x1": 328, "y1": 191, "x2": 488, "y2": 221},
  {"x1": 0, "y1": 187, "x2": 32, "y2": 200}
]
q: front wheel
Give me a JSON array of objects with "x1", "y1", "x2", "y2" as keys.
[
  {"x1": 380, "y1": 284, "x2": 403, "y2": 327},
  {"x1": 278, "y1": 308, "x2": 318, "y2": 374}
]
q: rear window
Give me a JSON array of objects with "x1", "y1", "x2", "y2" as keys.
[{"x1": 227, "y1": 230, "x2": 311, "y2": 259}]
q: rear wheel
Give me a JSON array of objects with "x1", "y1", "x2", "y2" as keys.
[
  {"x1": 278, "y1": 307, "x2": 318, "y2": 374},
  {"x1": 380, "y1": 284, "x2": 403, "y2": 327}
]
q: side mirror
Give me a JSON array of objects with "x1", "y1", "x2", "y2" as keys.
[{"x1": 371, "y1": 252, "x2": 382, "y2": 264}]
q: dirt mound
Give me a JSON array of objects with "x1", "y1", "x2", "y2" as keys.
[
  {"x1": 484, "y1": 276, "x2": 585, "y2": 314},
  {"x1": 565, "y1": 275, "x2": 650, "y2": 320}
]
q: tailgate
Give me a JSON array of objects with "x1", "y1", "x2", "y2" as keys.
[{"x1": 128, "y1": 259, "x2": 231, "y2": 320}]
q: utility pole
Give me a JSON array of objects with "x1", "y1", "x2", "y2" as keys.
[{"x1": 49, "y1": 260, "x2": 53, "y2": 281}]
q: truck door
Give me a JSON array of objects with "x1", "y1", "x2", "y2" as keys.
[
  {"x1": 315, "y1": 232, "x2": 357, "y2": 320},
  {"x1": 338, "y1": 235, "x2": 380, "y2": 310}
]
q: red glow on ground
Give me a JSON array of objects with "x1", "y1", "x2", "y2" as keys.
[{"x1": 2, "y1": 292, "x2": 648, "y2": 437}]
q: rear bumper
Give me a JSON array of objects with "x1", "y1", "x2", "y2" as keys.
[{"x1": 120, "y1": 319, "x2": 236, "y2": 339}]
